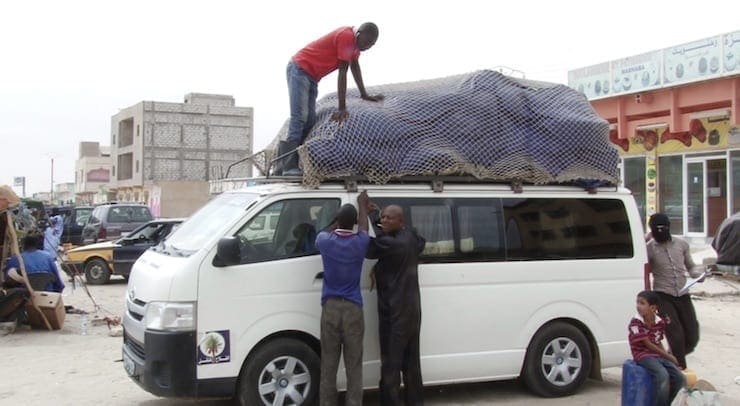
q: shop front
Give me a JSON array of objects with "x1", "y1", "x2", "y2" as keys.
[
  {"x1": 618, "y1": 117, "x2": 739, "y2": 237},
  {"x1": 569, "y1": 30, "x2": 740, "y2": 238}
]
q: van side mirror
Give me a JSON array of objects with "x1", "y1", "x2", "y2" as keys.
[{"x1": 215, "y1": 237, "x2": 241, "y2": 267}]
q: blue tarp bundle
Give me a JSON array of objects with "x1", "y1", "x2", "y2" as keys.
[{"x1": 280, "y1": 70, "x2": 619, "y2": 186}]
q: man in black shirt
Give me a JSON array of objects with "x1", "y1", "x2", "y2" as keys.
[{"x1": 365, "y1": 200, "x2": 426, "y2": 405}]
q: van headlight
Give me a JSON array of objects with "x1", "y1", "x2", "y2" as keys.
[{"x1": 144, "y1": 302, "x2": 196, "y2": 331}]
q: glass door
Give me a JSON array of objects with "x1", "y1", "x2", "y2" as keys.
[{"x1": 686, "y1": 160, "x2": 705, "y2": 235}]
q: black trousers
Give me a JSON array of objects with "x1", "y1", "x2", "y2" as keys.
[
  {"x1": 378, "y1": 316, "x2": 423, "y2": 406},
  {"x1": 655, "y1": 292, "x2": 699, "y2": 369}
]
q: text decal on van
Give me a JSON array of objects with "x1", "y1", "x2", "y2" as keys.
[{"x1": 198, "y1": 330, "x2": 231, "y2": 365}]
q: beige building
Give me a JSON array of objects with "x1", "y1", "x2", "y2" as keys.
[
  {"x1": 110, "y1": 93, "x2": 253, "y2": 217},
  {"x1": 75, "y1": 141, "x2": 112, "y2": 205},
  {"x1": 53, "y1": 182, "x2": 76, "y2": 205}
]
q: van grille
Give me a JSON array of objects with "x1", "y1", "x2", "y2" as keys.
[{"x1": 125, "y1": 333, "x2": 145, "y2": 359}]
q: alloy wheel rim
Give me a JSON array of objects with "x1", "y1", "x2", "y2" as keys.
[
  {"x1": 540, "y1": 336, "x2": 583, "y2": 386},
  {"x1": 258, "y1": 355, "x2": 311, "y2": 405}
]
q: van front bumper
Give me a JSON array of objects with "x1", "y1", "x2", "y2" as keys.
[{"x1": 122, "y1": 329, "x2": 236, "y2": 398}]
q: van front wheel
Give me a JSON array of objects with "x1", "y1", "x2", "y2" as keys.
[
  {"x1": 522, "y1": 322, "x2": 592, "y2": 397},
  {"x1": 237, "y1": 338, "x2": 319, "y2": 406}
]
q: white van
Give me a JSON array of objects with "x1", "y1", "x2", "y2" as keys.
[{"x1": 122, "y1": 179, "x2": 646, "y2": 405}]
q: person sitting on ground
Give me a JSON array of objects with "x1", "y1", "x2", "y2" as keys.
[
  {"x1": 278, "y1": 22, "x2": 383, "y2": 176},
  {"x1": 3, "y1": 234, "x2": 65, "y2": 293},
  {"x1": 628, "y1": 290, "x2": 686, "y2": 406}
]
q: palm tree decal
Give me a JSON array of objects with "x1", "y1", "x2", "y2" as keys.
[{"x1": 204, "y1": 334, "x2": 220, "y2": 363}]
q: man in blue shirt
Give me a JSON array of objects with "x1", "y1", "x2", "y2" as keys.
[
  {"x1": 4, "y1": 234, "x2": 65, "y2": 293},
  {"x1": 315, "y1": 191, "x2": 370, "y2": 406},
  {"x1": 43, "y1": 216, "x2": 62, "y2": 259}
]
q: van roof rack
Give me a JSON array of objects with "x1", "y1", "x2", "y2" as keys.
[{"x1": 239, "y1": 175, "x2": 615, "y2": 194}]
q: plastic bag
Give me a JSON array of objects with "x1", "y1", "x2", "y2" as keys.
[{"x1": 671, "y1": 388, "x2": 721, "y2": 406}]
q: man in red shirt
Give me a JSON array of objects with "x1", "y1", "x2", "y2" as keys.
[{"x1": 278, "y1": 23, "x2": 383, "y2": 176}]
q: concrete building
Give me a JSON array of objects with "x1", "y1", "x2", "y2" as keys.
[
  {"x1": 110, "y1": 93, "x2": 253, "y2": 217},
  {"x1": 53, "y1": 182, "x2": 76, "y2": 206},
  {"x1": 569, "y1": 30, "x2": 740, "y2": 239},
  {"x1": 75, "y1": 141, "x2": 112, "y2": 205}
]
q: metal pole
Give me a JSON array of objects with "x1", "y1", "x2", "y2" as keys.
[{"x1": 50, "y1": 157, "x2": 54, "y2": 204}]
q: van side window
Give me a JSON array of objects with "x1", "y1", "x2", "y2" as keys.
[
  {"x1": 503, "y1": 198, "x2": 633, "y2": 260},
  {"x1": 410, "y1": 204, "x2": 454, "y2": 257},
  {"x1": 372, "y1": 198, "x2": 455, "y2": 261},
  {"x1": 234, "y1": 198, "x2": 340, "y2": 264},
  {"x1": 456, "y1": 200, "x2": 506, "y2": 261}
]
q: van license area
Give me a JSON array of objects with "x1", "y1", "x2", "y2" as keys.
[{"x1": 123, "y1": 352, "x2": 136, "y2": 377}]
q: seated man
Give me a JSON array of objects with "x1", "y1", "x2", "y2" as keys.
[{"x1": 4, "y1": 234, "x2": 65, "y2": 293}]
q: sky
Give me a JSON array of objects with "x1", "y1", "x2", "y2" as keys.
[{"x1": 1, "y1": 0, "x2": 739, "y2": 196}]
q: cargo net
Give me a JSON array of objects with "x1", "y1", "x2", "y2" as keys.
[{"x1": 265, "y1": 70, "x2": 619, "y2": 187}]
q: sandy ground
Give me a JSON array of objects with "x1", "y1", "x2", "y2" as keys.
[{"x1": 1, "y1": 276, "x2": 739, "y2": 406}]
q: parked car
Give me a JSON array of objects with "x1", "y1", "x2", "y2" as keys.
[
  {"x1": 82, "y1": 203, "x2": 153, "y2": 244},
  {"x1": 60, "y1": 206, "x2": 93, "y2": 245},
  {"x1": 64, "y1": 218, "x2": 183, "y2": 284}
]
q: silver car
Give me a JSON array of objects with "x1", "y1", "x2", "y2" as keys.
[{"x1": 82, "y1": 203, "x2": 153, "y2": 244}]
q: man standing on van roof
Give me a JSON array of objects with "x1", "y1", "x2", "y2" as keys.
[
  {"x1": 365, "y1": 200, "x2": 426, "y2": 405},
  {"x1": 315, "y1": 191, "x2": 371, "y2": 406},
  {"x1": 278, "y1": 23, "x2": 383, "y2": 176}
]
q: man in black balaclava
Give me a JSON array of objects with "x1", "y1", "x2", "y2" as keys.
[
  {"x1": 649, "y1": 213, "x2": 672, "y2": 243},
  {"x1": 646, "y1": 213, "x2": 705, "y2": 369}
]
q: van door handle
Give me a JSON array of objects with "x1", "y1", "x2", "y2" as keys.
[{"x1": 315, "y1": 272, "x2": 324, "y2": 280}]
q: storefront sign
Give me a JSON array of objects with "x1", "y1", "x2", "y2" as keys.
[
  {"x1": 86, "y1": 168, "x2": 110, "y2": 182},
  {"x1": 611, "y1": 51, "x2": 663, "y2": 96},
  {"x1": 611, "y1": 117, "x2": 730, "y2": 156},
  {"x1": 569, "y1": 30, "x2": 740, "y2": 99},
  {"x1": 567, "y1": 62, "x2": 612, "y2": 99},
  {"x1": 723, "y1": 31, "x2": 740, "y2": 73},
  {"x1": 664, "y1": 37, "x2": 722, "y2": 85},
  {"x1": 646, "y1": 154, "x2": 657, "y2": 219}
]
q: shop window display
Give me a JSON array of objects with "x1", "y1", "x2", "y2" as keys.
[{"x1": 659, "y1": 155, "x2": 684, "y2": 233}]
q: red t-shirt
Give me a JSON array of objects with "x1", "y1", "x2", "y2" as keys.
[
  {"x1": 628, "y1": 314, "x2": 668, "y2": 361},
  {"x1": 292, "y1": 26, "x2": 360, "y2": 82}
]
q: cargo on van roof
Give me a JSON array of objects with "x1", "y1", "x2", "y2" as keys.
[{"x1": 259, "y1": 70, "x2": 619, "y2": 187}]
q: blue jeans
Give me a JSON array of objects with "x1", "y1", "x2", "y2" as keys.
[
  {"x1": 637, "y1": 357, "x2": 685, "y2": 406},
  {"x1": 286, "y1": 61, "x2": 318, "y2": 144}
]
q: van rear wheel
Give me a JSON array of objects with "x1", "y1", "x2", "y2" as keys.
[
  {"x1": 522, "y1": 322, "x2": 592, "y2": 397},
  {"x1": 237, "y1": 338, "x2": 319, "y2": 406}
]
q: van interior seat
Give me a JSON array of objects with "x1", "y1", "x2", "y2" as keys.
[{"x1": 288, "y1": 223, "x2": 317, "y2": 254}]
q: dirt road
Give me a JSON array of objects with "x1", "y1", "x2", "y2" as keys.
[{"x1": 1, "y1": 278, "x2": 738, "y2": 405}]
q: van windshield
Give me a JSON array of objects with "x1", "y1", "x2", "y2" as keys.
[{"x1": 160, "y1": 192, "x2": 258, "y2": 255}]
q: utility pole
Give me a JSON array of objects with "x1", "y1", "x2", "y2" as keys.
[{"x1": 50, "y1": 157, "x2": 54, "y2": 204}]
